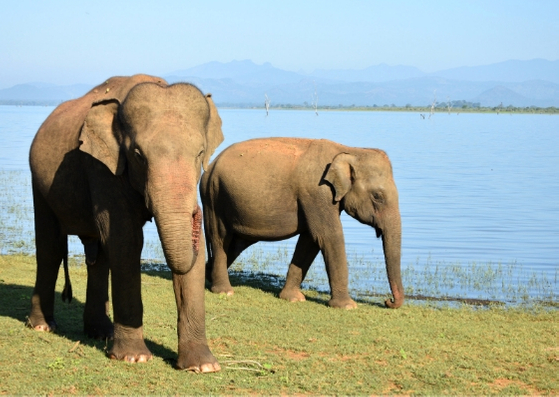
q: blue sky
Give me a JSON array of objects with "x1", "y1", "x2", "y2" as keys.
[{"x1": 1, "y1": 0, "x2": 558, "y2": 88}]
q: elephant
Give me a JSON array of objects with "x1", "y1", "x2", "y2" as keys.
[
  {"x1": 28, "y1": 74, "x2": 224, "y2": 372},
  {"x1": 201, "y1": 137, "x2": 403, "y2": 309}
]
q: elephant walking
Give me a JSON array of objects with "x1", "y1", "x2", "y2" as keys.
[
  {"x1": 201, "y1": 138, "x2": 403, "y2": 309},
  {"x1": 28, "y1": 75, "x2": 223, "y2": 372}
]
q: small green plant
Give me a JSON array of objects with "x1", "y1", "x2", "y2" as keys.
[
  {"x1": 399, "y1": 348, "x2": 407, "y2": 359},
  {"x1": 47, "y1": 357, "x2": 65, "y2": 370}
]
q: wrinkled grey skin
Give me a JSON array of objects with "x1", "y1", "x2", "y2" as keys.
[
  {"x1": 28, "y1": 75, "x2": 223, "y2": 372},
  {"x1": 201, "y1": 138, "x2": 403, "y2": 310}
]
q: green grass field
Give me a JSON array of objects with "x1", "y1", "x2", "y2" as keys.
[{"x1": 0, "y1": 254, "x2": 557, "y2": 395}]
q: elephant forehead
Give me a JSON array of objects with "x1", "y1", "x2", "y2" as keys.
[
  {"x1": 124, "y1": 104, "x2": 206, "y2": 138},
  {"x1": 139, "y1": 128, "x2": 205, "y2": 156},
  {"x1": 125, "y1": 83, "x2": 207, "y2": 110}
]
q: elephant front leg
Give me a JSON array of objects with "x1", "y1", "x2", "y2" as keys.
[
  {"x1": 28, "y1": 188, "x2": 66, "y2": 332},
  {"x1": 83, "y1": 246, "x2": 113, "y2": 339},
  {"x1": 280, "y1": 232, "x2": 319, "y2": 302},
  {"x1": 105, "y1": 232, "x2": 152, "y2": 363},
  {"x1": 319, "y1": 231, "x2": 357, "y2": 309},
  {"x1": 174, "y1": 234, "x2": 220, "y2": 372}
]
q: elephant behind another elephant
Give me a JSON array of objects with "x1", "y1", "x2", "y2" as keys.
[
  {"x1": 201, "y1": 137, "x2": 403, "y2": 310},
  {"x1": 28, "y1": 74, "x2": 223, "y2": 372}
]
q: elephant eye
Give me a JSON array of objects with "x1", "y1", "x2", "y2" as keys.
[
  {"x1": 372, "y1": 192, "x2": 384, "y2": 204},
  {"x1": 134, "y1": 148, "x2": 146, "y2": 164}
]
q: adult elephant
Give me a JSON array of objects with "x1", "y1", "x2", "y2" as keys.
[
  {"x1": 28, "y1": 75, "x2": 223, "y2": 372},
  {"x1": 201, "y1": 138, "x2": 403, "y2": 309}
]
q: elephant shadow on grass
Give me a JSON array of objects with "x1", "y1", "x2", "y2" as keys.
[
  {"x1": 227, "y1": 270, "x2": 387, "y2": 308},
  {"x1": 146, "y1": 267, "x2": 309, "y2": 301},
  {"x1": 0, "y1": 281, "x2": 178, "y2": 367},
  {"x1": 147, "y1": 268, "x2": 386, "y2": 309}
]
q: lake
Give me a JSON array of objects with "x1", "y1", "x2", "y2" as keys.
[{"x1": 1, "y1": 105, "x2": 557, "y2": 305}]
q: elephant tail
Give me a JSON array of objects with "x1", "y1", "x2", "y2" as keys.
[{"x1": 61, "y1": 239, "x2": 72, "y2": 303}]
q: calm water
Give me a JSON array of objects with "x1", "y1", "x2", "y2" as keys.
[{"x1": 1, "y1": 105, "x2": 557, "y2": 304}]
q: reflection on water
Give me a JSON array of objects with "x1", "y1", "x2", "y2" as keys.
[{"x1": 1, "y1": 106, "x2": 557, "y2": 304}]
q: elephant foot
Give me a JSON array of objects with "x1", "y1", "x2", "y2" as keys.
[
  {"x1": 328, "y1": 296, "x2": 357, "y2": 309},
  {"x1": 176, "y1": 342, "x2": 221, "y2": 373},
  {"x1": 107, "y1": 339, "x2": 152, "y2": 363},
  {"x1": 27, "y1": 316, "x2": 57, "y2": 332},
  {"x1": 210, "y1": 283, "x2": 234, "y2": 296},
  {"x1": 279, "y1": 288, "x2": 306, "y2": 302},
  {"x1": 84, "y1": 318, "x2": 114, "y2": 340},
  {"x1": 108, "y1": 352, "x2": 152, "y2": 363}
]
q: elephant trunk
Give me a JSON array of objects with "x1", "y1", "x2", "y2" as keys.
[
  {"x1": 381, "y1": 209, "x2": 404, "y2": 308},
  {"x1": 148, "y1": 165, "x2": 200, "y2": 275}
]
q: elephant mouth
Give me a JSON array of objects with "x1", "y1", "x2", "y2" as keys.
[
  {"x1": 192, "y1": 205, "x2": 202, "y2": 254},
  {"x1": 370, "y1": 217, "x2": 382, "y2": 238}
]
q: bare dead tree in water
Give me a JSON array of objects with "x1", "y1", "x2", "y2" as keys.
[
  {"x1": 447, "y1": 96, "x2": 453, "y2": 114},
  {"x1": 312, "y1": 82, "x2": 319, "y2": 115},
  {"x1": 429, "y1": 90, "x2": 437, "y2": 119},
  {"x1": 265, "y1": 94, "x2": 270, "y2": 116}
]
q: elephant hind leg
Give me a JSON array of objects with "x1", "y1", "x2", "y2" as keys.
[
  {"x1": 83, "y1": 246, "x2": 113, "y2": 339},
  {"x1": 226, "y1": 236, "x2": 256, "y2": 268},
  {"x1": 207, "y1": 234, "x2": 254, "y2": 295},
  {"x1": 29, "y1": 186, "x2": 66, "y2": 332},
  {"x1": 80, "y1": 236, "x2": 99, "y2": 266},
  {"x1": 280, "y1": 232, "x2": 319, "y2": 302}
]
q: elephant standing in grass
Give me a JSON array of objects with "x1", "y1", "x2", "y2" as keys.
[
  {"x1": 28, "y1": 74, "x2": 223, "y2": 372},
  {"x1": 201, "y1": 138, "x2": 403, "y2": 309}
]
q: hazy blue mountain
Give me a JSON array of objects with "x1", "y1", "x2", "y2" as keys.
[
  {"x1": 2, "y1": 59, "x2": 558, "y2": 107},
  {"x1": 505, "y1": 80, "x2": 559, "y2": 103},
  {"x1": 471, "y1": 80, "x2": 559, "y2": 107},
  {"x1": 181, "y1": 75, "x2": 558, "y2": 108},
  {"x1": 472, "y1": 86, "x2": 529, "y2": 107},
  {"x1": 166, "y1": 60, "x2": 305, "y2": 85},
  {"x1": 165, "y1": 59, "x2": 559, "y2": 106},
  {"x1": 429, "y1": 59, "x2": 559, "y2": 84},
  {"x1": 0, "y1": 83, "x2": 92, "y2": 103},
  {"x1": 167, "y1": 60, "x2": 426, "y2": 84},
  {"x1": 310, "y1": 63, "x2": 425, "y2": 82}
]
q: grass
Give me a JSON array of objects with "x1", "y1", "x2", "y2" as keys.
[{"x1": 0, "y1": 254, "x2": 557, "y2": 395}]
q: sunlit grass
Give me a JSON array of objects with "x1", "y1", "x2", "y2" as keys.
[{"x1": 0, "y1": 255, "x2": 557, "y2": 395}]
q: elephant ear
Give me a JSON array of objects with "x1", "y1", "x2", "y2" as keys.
[
  {"x1": 324, "y1": 152, "x2": 356, "y2": 202},
  {"x1": 79, "y1": 99, "x2": 126, "y2": 175},
  {"x1": 202, "y1": 93, "x2": 224, "y2": 171}
]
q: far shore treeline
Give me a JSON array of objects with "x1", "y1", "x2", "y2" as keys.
[{"x1": 1, "y1": 100, "x2": 558, "y2": 114}]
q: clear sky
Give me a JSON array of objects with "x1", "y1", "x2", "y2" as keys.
[{"x1": 1, "y1": 0, "x2": 558, "y2": 88}]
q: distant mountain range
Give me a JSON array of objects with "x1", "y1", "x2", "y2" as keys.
[
  {"x1": 2, "y1": 59, "x2": 558, "y2": 107},
  {"x1": 0, "y1": 83, "x2": 92, "y2": 103}
]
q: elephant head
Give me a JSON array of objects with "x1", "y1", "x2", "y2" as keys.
[
  {"x1": 324, "y1": 149, "x2": 403, "y2": 308},
  {"x1": 78, "y1": 80, "x2": 224, "y2": 275}
]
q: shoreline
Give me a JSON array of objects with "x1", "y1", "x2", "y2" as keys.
[{"x1": 2, "y1": 102, "x2": 558, "y2": 115}]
